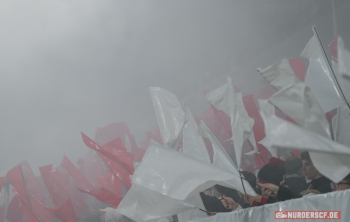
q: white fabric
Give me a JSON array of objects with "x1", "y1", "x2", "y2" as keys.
[
  {"x1": 182, "y1": 106, "x2": 211, "y2": 163},
  {"x1": 268, "y1": 82, "x2": 331, "y2": 139},
  {"x1": 190, "y1": 189, "x2": 350, "y2": 222},
  {"x1": 333, "y1": 105, "x2": 350, "y2": 148},
  {"x1": 260, "y1": 58, "x2": 301, "y2": 91},
  {"x1": 118, "y1": 140, "x2": 255, "y2": 221},
  {"x1": 105, "y1": 209, "x2": 124, "y2": 222},
  {"x1": 301, "y1": 35, "x2": 344, "y2": 113},
  {"x1": 338, "y1": 36, "x2": 350, "y2": 79},
  {"x1": 261, "y1": 114, "x2": 350, "y2": 183},
  {"x1": 149, "y1": 87, "x2": 185, "y2": 149},
  {"x1": 206, "y1": 77, "x2": 256, "y2": 168},
  {"x1": 258, "y1": 136, "x2": 277, "y2": 158}
]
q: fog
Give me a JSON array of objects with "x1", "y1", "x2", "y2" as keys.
[{"x1": 0, "y1": 0, "x2": 349, "y2": 176}]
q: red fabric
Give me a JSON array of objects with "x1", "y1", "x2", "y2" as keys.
[
  {"x1": 6, "y1": 165, "x2": 31, "y2": 207},
  {"x1": 95, "y1": 122, "x2": 128, "y2": 146},
  {"x1": 46, "y1": 199, "x2": 77, "y2": 222},
  {"x1": 21, "y1": 161, "x2": 46, "y2": 203},
  {"x1": 290, "y1": 59, "x2": 306, "y2": 82},
  {"x1": 39, "y1": 165, "x2": 61, "y2": 207},
  {"x1": 6, "y1": 195, "x2": 23, "y2": 222},
  {"x1": 81, "y1": 133, "x2": 135, "y2": 174},
  {"x1": 0, "y1": 177, "x2": 5, "y2": 193},
  {"x1": 29, "y1": 195, "x2": 53, "y2": 222},
  {"x1": 328, "y1": 37, "x2": 338, "y2": 59},
  {"x1": 78, "y1": 188, "x2": 123, "y2": 207},
  {"x1": 261, "y1": 196, "x2": 269, "y2": 205},
  {"x1": 96, "y1": 171, "x2": 123, "y2": 197},
  {"x1": 0, "y1": 206, "x2": 4, "y2": 222},
  {"x1": 61, "y1": 156, "x2": 95, "y2": 191},
  {"x1": 18, "y1": 195, "x2": 40, "y2": 222},
  {"x1": 79, "y1": 160, "x2": 104, "y2": 189}
]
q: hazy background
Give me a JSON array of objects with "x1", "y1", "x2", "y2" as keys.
[{"x1": 0, "y1": 0, "x2": 349, "y2": 175}]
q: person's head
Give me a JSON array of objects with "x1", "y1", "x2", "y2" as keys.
[
  {"x1": 285, "y1": 156, "x2": 303, "y2": 176},
  {"x1": 331, "y1": 174, "x2": 350, "y2": 191},
  {"x1": 257, "y1": 157, "x2": 286, "y2": 186},
  {"x1": 300, "y1": 152, "x2": 322, "y2": 180}
]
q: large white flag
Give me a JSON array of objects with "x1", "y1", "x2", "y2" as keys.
[
  {"x1": 150, "y1": 87, "x2": 185, "y2": 149},
  {"x1": 338, "y1": 36, "x2": 350, "y2": 79},
  {"x1": 301, "y1": 35, "x2": 344, "y2": 113},
  {"x1": 206, "y1": 76, "x2": 255, "y2": 168},
  {"x1": 260, "y1": 58, "x2": 301, "y2": 91},
  {"x1": 257, "y1": 99, "x2": 278, "y2": 157},
  {"x1": 182, "y1": 106, "x2": 211, "y2": 163},
  {"x1": 268, "y1": 82, "x2": 331, "y2": 139},
  {"x1": 333, "y1": 105, "x2": 350, "y2": 148},
  {"x1": 261, "y1": 113, "x2": 350, "y2": 183}
]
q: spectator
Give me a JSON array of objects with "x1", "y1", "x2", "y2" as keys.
[{"x1": 283, "y1": 156, "x2": 308, "y2": 195}]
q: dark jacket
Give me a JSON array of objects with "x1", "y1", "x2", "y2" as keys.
[
  {"x1": 284, "y1": 175, "x2": 309, "y2": 196},
  {"x1": 277, "y1": 176, "x2": 332, "y2": 201},
  {"x1": 200, "y1": 192, "x2": 231, "y2": 212}
]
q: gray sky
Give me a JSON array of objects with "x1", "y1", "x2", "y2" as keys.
[{"x1": 0, "y1": 0, "x2": 349, "y2": 176}]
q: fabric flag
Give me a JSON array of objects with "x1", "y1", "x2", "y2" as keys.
[
  {"x1": 46, "y1": 199, "x2": 77, "y2": 222},
  {"x1": 259, "y1": 58, "x2": 301, "y2": 91},
  {"x1": 301, "y1": 35, "x2": 344, "y2": 113},
  {"x1": 333, "y1": 105, "x2": 350, "y2": 148},
  {"x1": 81, "y1": 133, "x2": 133, "y2": 189},
  {"x1": 39, "y1": 165, "x2": 61, "y2": 207},
  {"x1": 6, "y1": 164, "x2": 31, "y2": 208},
  {"x1": 290, "y1": 58, "x2": 306, "y2": 82},
  {"x1": 18, "y1": 195, "x2": 40, "y2": 222},
  {"x1": 29, "y1": 195, "x2": 53, "y2": 222},
  {"x1": 61, "y1": 156, "x2": 95, "y2": 191},
  {"x1": 261, "y1": 113, "x2": 350, "y2": 183},
  {"x1": 96, "y1": 171, "x2": 123, "y2": 197},
  {"x1": 78, "y1": 188, "x2": 123, "y2": 207},
  {"x1": 81, "y1": 133, "x2": 134, "y2": 174},
  {"x1": 21, "y1": 161, "x2": 46, "y2": 203},
  {"x1": 149, "y1": 87, "x2": 185, "y2": 149},
  {"x1": 337, "y1": 36, "x2": 350, "y2": 78},
  {"x1": 268, "y1": 82, "x2": 331, "y2": 139},
  {"x1": 102, "y1": 138, "x2": 135, "y2": 174},
  {"x1": 206, "y1": 76, "x2": 254, "y2": 169},
  {"x1": 95, "y1": 122, "x2": 128, "y2": 146},
  {"x1": 182, "y1": 106, "x2": 211, "y2": 163},
  {"x1": 117, "y1": 140, "x2": 255, "y2": 221},
  {"x1": 6, "y1": 195, "x2": 24, "y2": 222}
]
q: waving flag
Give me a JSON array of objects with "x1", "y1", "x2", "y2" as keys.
[
  {"x1": 29, "y1": 195, "x2": 53, "y2": 222},
  {"x1": 96, "y1": 171, "x2": 123, "y2": 197},
  {"x1": 182, "y1": 106, "x2": 210, "y2": 163},
  {"x1": 46, "y1": 199, "x2": 77, "y2": 222},
  {"x1": 39, "y1": 165, "x2": 61, "y2": 207},
  {"x1": 301, "y1": 35, "x2": 344, "y2": 112},
  {"x1": 78, "y1": 188, "x2": 123, "y2": 207},
  {"x1": 149, "y1": 87, "x2": 185, "y2": 149}
]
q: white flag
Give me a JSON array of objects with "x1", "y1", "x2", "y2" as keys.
[
  {"x1": 182, "y1": 106, "x2": 211, "y2": 163},
  {"x1": 206, "y1": 76, "x2": 255, "y2": 168},
  {"x1": 260, "y1": 58, "x2": 301, "y2": 91},
  {"x1": 261, "y1": 113, "x2": 350, "y2": 183},
  {"x1": 301, "y1": 35, "x2": 344, "y2": 113},
  {"x1": 150, "y1": 87, "x2": 185, "y2": 149},
  {"x1": 338, "y1": 36, "x2": 350, "y2": 79}
]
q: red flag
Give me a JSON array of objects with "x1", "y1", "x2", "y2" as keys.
[
  {"x1": 95, "y1": 122, "x2": 128, "y2": 145},
  {"x1": 61, "y1": 156, "x2": 94, "y2": 191},
  {"x1": 6, "y1": 195, "x2": 23, "y2": 222},
  {"x1": 81, "y1": 133, "x2": 134, "y2": 174},
  {"x1": 39, "y1": 165, "x2": 61, "y2": 207},
  {"x1": 29, "y1": 195, "x2": 53, "y2": 222},
  {"x1": 46, "y1": 199, "x2": 77, "y2": 222},
  {"x1": 290, "y1": 58, "x2": 306, "y2": 82},
  {"x1": 6, "y1": 165, "x2": 31, "y2": 207},
  {"x1": 79, "y1": 160, "x2": 104, "y2": 188},
  {"x1": 78, "y1": 188, "x2": 123, "y2": 207},
  {"x1": 96, "y1": 171, "x2": 123, "y2": 197},
  {"x1": 21, "y1": 161, "x2": 46, "y2": 203},
  {"x1": 18, "y1": 195, "x2": 40, "y2": 222}
]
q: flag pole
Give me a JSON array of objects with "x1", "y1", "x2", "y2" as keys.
[
  {"x1": 312, "y1": 26, "x2": 350, "y2": 110},
  {"x1": 239, "y1": 170, "x2": 247, "y2": 195}
]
